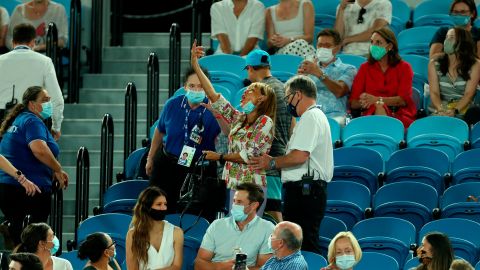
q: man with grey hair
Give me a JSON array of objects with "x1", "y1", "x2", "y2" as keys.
[
  {"x1": 261, "y1": 221, "x2": 307, "y2": 270},
  {"x1": 251, "y1": 75, "x2": 333, "y2": 254}
]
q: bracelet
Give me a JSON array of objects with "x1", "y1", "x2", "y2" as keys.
[{"x1": 376, "y1": 97, "x2": 384, "y2": 105}]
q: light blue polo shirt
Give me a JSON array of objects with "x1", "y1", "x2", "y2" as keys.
[{"x1": 201, "y1": 215, "x2": 274, "y2": 266}]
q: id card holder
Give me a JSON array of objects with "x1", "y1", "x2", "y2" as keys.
[
  {"x1": 301, "y1": 175, "x2": 314, "y2": 196},
  {"x1": 178, "y1": 145, "x2": 196, "y2": 167},
  {"x1": 190, "y1": 124, "x2": 204, "y2": 144}
]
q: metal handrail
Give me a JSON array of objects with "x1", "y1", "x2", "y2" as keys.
[
  {"x1": 169, "y1": 23, "x2": 181, "y2": 98},
  {"x1": 110, "y1": 0, "x2": 124, "y2": 46},
  {"x1": 73, "y1": 146, "x2": 89, "y2": 249},
  {"x1": 99, "y1": 114, "x2": 114, "y2": 206},
  {"x1": 190, "y1": 0, "x2": 203, "y2": 46},
  {"x1": 146, "y1": 53, "x2": 159, "y2": 137},
  {"x1": 50, "y1": 180, "x2": 63, "y2": 255},
  {"x1": 90, "y1": 0, "x2": 103, "y2": 73},
  {"x1": 46, "y1": 22, "x2": 61, "y2": 85},
  {"x1": 124, "y1": 82, "x2": 137, "y2": 164},
  {"x1": 67, "y1": 0, "x2": 81, "y2": 103}
]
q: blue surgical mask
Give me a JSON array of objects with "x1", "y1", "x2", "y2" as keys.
[
  {"x1": 185, "y1": 90, "x2": 206, "y2": 104},
  {"x1": 450, "y1": 14, "x2": 470, "y2": 26},
  {"x1": 241, "y1": 101, "x2": 256, "y2": 114},
  {"x1": 110, "y1": 248, "x2": 116, "y2": 262},
  {"x1": 336, "y1": 254, "x2": 356, "y2": 270},
  {"x1": 49, "y1": 235, "x2": 60, "y2": 255},
  {"x1": 40, "y1": 101, "x2": 53, "y2": 119},
  {"x1": 231, "y1": 204, "x2": 248, "y2": 222},
  {"x1": 369, "y1": 45, "x2": 387, "y2": 61},
  {"x1": 267, "y1": 235, "x2": 281, "y2": 254}
]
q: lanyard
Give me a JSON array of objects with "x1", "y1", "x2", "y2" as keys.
[{"x1": 182, "y1": 100, "x2": 206, "y2": 146}]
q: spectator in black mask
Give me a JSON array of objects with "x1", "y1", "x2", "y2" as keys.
[{"x1": 415, "y1": 232, "x2": 454, "y2": 270}]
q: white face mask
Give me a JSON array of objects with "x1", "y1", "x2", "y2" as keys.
[
  {"x1": 336, "y1": 254, "x2": 356, "y2": 269},
  {"x1": 316, "y1": 47, "x2": 334, "y2": 64}
]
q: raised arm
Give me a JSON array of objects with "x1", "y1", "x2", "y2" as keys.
[{"x1": 191, "y1": 41, "x2": 220, "y2": 103}]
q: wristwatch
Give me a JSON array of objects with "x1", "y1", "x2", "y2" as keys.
[
  {"x1": 16, "y1": 170, "x2": 22, "y2": 177},
  {"x1": 269, "y1": 158, "x2": 276, "y2": 170},
  {"x1": 376, "y1": 97, "x2": 384, "y2": 105},
  {"x1": 290, "y1": 37, "x2": 295, "y2": 42}
]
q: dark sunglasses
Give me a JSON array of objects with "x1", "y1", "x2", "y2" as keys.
[{"x1": 357, "y1": 8, "x2": 366, "y2": 24}]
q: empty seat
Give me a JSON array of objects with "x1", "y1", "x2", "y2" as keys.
[
  {"x1": 385, "y1": 148, "x2": 450, "y2": 194},
  {"x1": 472, "y1": 122, "x2": 480, "y2": 149},
  {"x1": 391, "y1": 0, "x2": 412, "y2": 36},
  {"x1": 123, "y1": 147, "x2": 148, "y2": 180},
  {"x1": 209, "y1": 71, "x2": 245, "y2": 95},
  {"x1": 301, "y1": 250, "x2": 328, "y2": 269},
  {"x1": 59, "y1": 250, "x2": 87, "y2": 270},
  {"x1": 328, "y1": 117, "x2": 342, "y2": 148},
  {"x1": 165, "y1": 213, "x2": 210, "y2": 242},
  {"x1": 319, "y1": 216, "x2": 348, "y2": 258},
  {"x1": 270, "y1": 54, "x2": 304, "y2": 75},
  {"x1": 419, "y1": 218, "x2": 480, "y2": 264},
  {"x1": 342, "y1": 115, "x2": 405, "y2": 161},
  {"x1": 373, "y1": 182, "x2": 439, "y2": 231},
  {"x1": 412, "y1": 87, "x2": 423, "y2": 111},
  {"x1": 441, "y1": 182, "x2": 480, "y2": 223},
  {"x1": 101, "y1": 180, "x2": 149, "y2": 215},
  {"x1": 333, "y1": 147, "x2": 384, "y2": 193},
  {"x1": 352, "y1": 217, "x2": 416, "y2": 269},
  {"x1": 311, "y1": 0, "x2": 339, "y2": 29},
  {"x1": 198, "y1": 54, "x2": 247, "y2": 78},
  {"x1": 413, "y1": 0, "x2": 453, "y2": 27},
  {"x1": 403, "y1": 256, "x2": 421, "y2": 270},
  {"x1": 407, "y1": 116, "x2": 469, "y2": 162},
  {"x1": 183, "y1": 236, "x2": 202, "y2": 270},
  {"x1": 337, "y1": 54, "x2": 366, "y2": 69},
  {"x1": 398, "y1": 26, "x2": 440, "y2": 57},
  {"x1": 355, "y1": 252, "x2": 400, "y2": 270},
  {"x1": 452, "y1": 149, "x2": 480, "y2": 185},
  {"x1": 271, "y1": 70, "x2": 295, "y2": 83},
  {"x1": 401, "y1": 54, "x2": 429, "y2": 96},
  {"x1": 326, "y1": 181, "x2": 371, "y2": 229}
]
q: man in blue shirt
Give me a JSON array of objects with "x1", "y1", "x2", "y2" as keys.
[
  {"x1": 298, "y1": 29, "x2": 357, "y2": 126},
  {"x1": 262, "y1": 221, "x2": 308, "y2": 270}
]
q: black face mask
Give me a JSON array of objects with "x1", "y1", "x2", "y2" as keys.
[
  {"x1": 287, "y1": 97, "x2": 301, "y2": 118},
  {"x1": 418, "y1": 251, "x2": 432, "y2": 265},
  {"x1": 149, "y1": 209, "x2": 167, "y2": 221}
]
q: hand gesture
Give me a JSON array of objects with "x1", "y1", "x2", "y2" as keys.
[
  {"x1": 359, "y1": 93, "x2": 378, "y2": 109},
  {"x1": 191, "y1": 40, "x2": 205, "y2": 67},
  {"x1": 54, "y1": 170, "x2": 69, "y2": 189}
]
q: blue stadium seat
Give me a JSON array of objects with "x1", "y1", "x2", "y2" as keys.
[
  {"x1": 413, "y1": 0, "x2": 453, "y2": 27},
  {"x1": 149, "y1": 119, "x2": 159, "y2": 139},
  {"x1": 452, "y1": 149, "x2": 480, "y2": 185},
  {"x1": 412, "y1": 87, "x2": 423, "y2": 111},
  {"x1": 476, "y1": 260, "x2": 480, "y2": 270},
  {"x1": 165, "y1": 213, "x2": 210, "y2": 242},
  {"x1": 403, "y1": 256, "x2": 420, "y2": 270},
  {"x1": 398, "y1": 26, "x2": 440, "y2": 57},
  {"x1": 391, "y1": 0, "x2": 412, "y2": 36},
  {"x1": 76, "y1": 213, "x2": 132, "y2": 264},
  {"x1": 385, "y1": 148, "x2": 450, "y2": 194},
  {"x1": 326, "y1": 181, "x2": 371, "y2": 229},
  {"x1": 124, "y1": 147, "x2": 148, "y2": 180},
  {"x1": 232, "y1": 87, "x2": 247, "y2": 109},
  {"x1": 183, "y1": 236, "x2": 201, "y2": 270},
  {"x1": 319, "y1": 216, "x2": 348, "y2": 258},
  {"x1": 59, "y1": 251, "x2": 87, "y2": 270},
  {"x1": 301, "y1": 250, "x2": 328, "y2": 269},
  {"x1": 102, "y1": 180, "x2": 149, "y2": 215},
  {"x1": 198, "y1": 54, "x2": 247, "y2": 78},
  {"x1": 407, "y1": 116, "x2": 469, "y2": 162},
  {"x1": 401, "y1": 54, "x2": 429, "y2": 96},
  {"x1": 270, "y1": 54, "x2": 304, "y2": 75},
  {"x1": 311, "y1": 0, "x2": 339, "y2": 29},
  {"x1": 337, "y1": 54, "x2": 366, "y2": 69},
  {"x1": 271, "y1": 70, "x2": 295, "y2": 83},
  {"x1": 352, "y1": 217, "x2": 416, "y2": 269},
  {"x1": 174, "y1": 84, "x2": 233, "y2": 102},
  {"x1": 333, "y1": 147, "x2": 384, "y2": 193},
  {"x1": 355, "y1": 252, "x2": 400, "y2": 270},
  {"x1": 2, "y1": 0, "x2": 21, "y2": 15},
  {"x1": 472, "y1": 122, "x2": 480, "y2": 149},
  {"x1": 342, "y1": 115, "x2": 405, "y2": 161},
  {"x1": 373, "y1": 182, "x2": 438, "y2": 231},
  {"x1": 419, "y1": 218, "x2": 480, "y2": 264},
  {"x1": 209, "y1": 71, "x2": 245, "y2": 96},
  {"x1": 259, "y1": 0, "x2": 278, "y2": 8},
  {"x1": 441, "y1": 183, "x2": 480, "y2": 223},
  {"x1": 328, "y1": 117, "x2": 341, "y2": 148}
]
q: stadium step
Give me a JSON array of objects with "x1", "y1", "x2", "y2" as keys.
[
  {"x1": 101, "y1": 58, "x2": 190, "y2": 74},
  {"x1": 79, "y1": 88, "x2": 170, "y2": 104},
  {"x1": 82, "y1": 74, "x2": 169, "y2": 89},
  {"x1": 122, "y1": 32, "x2": 211, "y2": 47},
  {"x1": 103, "y1": 46, "x2": 192, "y2": 60}
]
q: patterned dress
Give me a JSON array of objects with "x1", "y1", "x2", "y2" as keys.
[{"x1": 211, "y1": 95, "x2": 274, "y2": 189}]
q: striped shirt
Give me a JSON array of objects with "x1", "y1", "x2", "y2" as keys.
[{"x1": 261, "y1": 250, "x2": 308, "y2": 270}]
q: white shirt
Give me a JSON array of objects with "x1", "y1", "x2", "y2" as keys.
[
  {"x1": 0, "y1": 7, "x2": 9, "y2": 26},
  {"x1": 139, "y1": 221, "x2": 175, "y2": 270},
  {"x1": 52, "y1": 256, "x2": 73, "y2": 270},
  {"x1": 210, "y1": 0, "x2": 265, "y2": 53},
  {"x1": 338, "y1": 0, "x2": 392, "y2": 56},
  {"x1": 0, "y1": 46, "x2": 64, "y2": 131},
  {"x1": 282, "y1": 105, "x2": 333, "y2": 182}
]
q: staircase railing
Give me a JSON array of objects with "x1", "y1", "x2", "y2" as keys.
[
  {"x1": 99, "y1": 114, "x2": 114, "y2": 206},
  {"x1": 90, "y1": 0, "x2": 103, "y2": 73},
  {"x1": 124, "y1": 82, "x2": 137, "y2": 164},
  {"x1": 67, "y1": 146, "x2": 89, "y2": 250},
  {"x1": 49, "y1": 180, "x2": 63, "y2": 255},
  {"x1": 169, "y1": 23, "x2": 181, "y2": 98},
  {"x1": 110, "y1": 0, "x2": 124, "y2": 46},
  {"x1": 146, "y1": 53, "x2": 159, "y2": 138},
  {"x1": 190, "y1": 0, "x2": 203, "y2": 46},
  {"x1": 46, "y1": 22, "x2": 61, "y2": 87},
  {"x1": 67, "y1": 0, "x2": 82, "y2": 103}
]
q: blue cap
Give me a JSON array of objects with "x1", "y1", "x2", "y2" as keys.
[{"x1": 244, "y1": 49, "x2": 271, "y2": 69}]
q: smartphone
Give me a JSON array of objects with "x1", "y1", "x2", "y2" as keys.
[{"x1": 234, "y1": 253, "x2": 247, "y2": 270}]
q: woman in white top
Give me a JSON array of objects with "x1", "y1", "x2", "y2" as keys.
[
  {"x1": 6, "y1": 0, "x2": 68, "y2": 51},
  {"x1": 126, "y1": 186, "x2": 184, "y2": 270},
  {"x1": 265, "y1": 0, "x2": 315, "y2": 57},
  {"x1": 15, "y1": 222, "x2": 73, "y2": 270}
]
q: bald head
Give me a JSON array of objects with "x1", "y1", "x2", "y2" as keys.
[{"x1": 275, "y1": 221, "x2": 303, "y2": 251}]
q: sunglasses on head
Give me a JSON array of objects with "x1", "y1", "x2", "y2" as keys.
[{"x1": 357, "y1": 8, "x2": 366, "y2": 24}]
